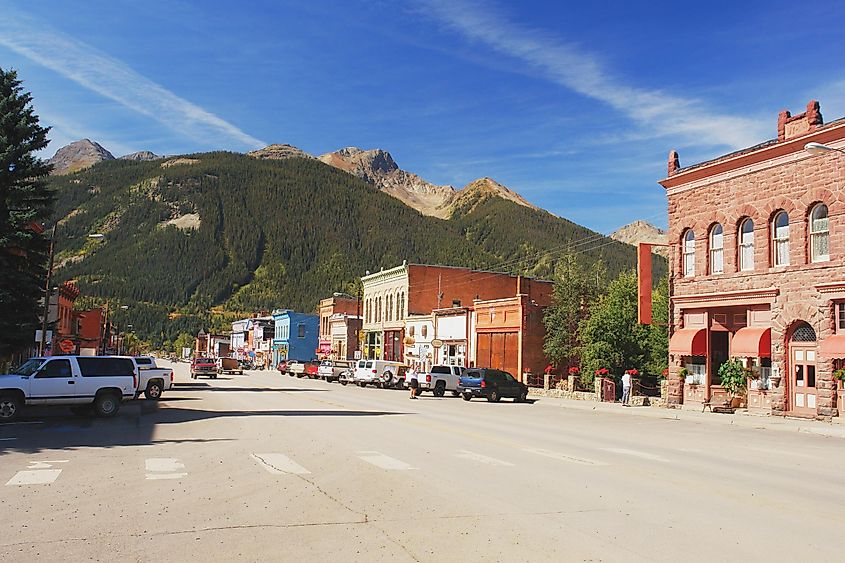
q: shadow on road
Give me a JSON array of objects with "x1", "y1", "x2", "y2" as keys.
[{"x1": 174, "y1": 383, "x2": 327, "y2": 393}]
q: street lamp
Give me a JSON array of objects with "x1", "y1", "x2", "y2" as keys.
[{"x1": 804, "y1": 142, "x2": 845, "y2": 156}]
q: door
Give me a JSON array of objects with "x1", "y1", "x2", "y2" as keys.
[
  {"x1": 788, "y1": 322, "x2": 818, "y2": 416},
  {"x1": 30, "y1": 358, "x2": 76, "y2": 403},
  {"x1": 477, "y1": 333, "x2": 492, "y2": 368},
  {"x1": 503, "y1": 332, "x2": 519, "y2": 377}
]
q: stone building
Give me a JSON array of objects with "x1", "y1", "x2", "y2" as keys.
[
  {"x1": 661, "y1": 100, "x2": 845, "y2": 417},
  {"x1": 317, "y1": 294, "x2": 359, "y2": 358}
]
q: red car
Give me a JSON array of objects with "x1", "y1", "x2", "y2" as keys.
[
  {"x1": 276, "y1": 360, "x2": 288, "y2": 374},
  {"x1": 304, "y1": 361, "x2": 320, "y2": 379},
  {"x1": 191, "y1": 357, "x2": 217, "y2": 379}
]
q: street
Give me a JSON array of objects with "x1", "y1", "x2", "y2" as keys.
[{"x1": 1, "y1": 362, "x2": 842, "y2": 562}]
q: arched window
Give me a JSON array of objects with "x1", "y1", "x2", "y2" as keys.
[
  {"x1": 399, "y1": 292, "x2": 405, "y2": 319},
  {"x1": 739, "y1": 218, "x2": 754, "y2": 271},
  {"x1": 810, "y1": 204, "x2": 829, "y2": 262},
  {"x1": 772, "y1": 211, "x2": 790, "y2": 266},
  {"x1": 387, "y1": 294, "x2": 393, "y2": 322},
  {"x1": 683, "y1": 230, "x2": 695, "y2": 277},
  {"x1": 709, "y1": 224, "x2": 724, "y2": 274},
  {"x1": 395, "y1": 293, "x2": 400, "y2": 320},
  {"x1": 378, "y1": 297, "x2": 382, "y2": 322},
  {"x1": 365, "y1": 299, "x2": 370, "y2": 324},
  {"x1": 421, "y1": 324, "x2": 428, "y2": 338}
]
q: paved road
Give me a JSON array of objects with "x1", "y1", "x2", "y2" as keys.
[{"x1": 1, "y1": 361, "x2": 841, "y2": 561}]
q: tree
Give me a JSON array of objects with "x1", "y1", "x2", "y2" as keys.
[
  {"x1": 542, "y1": 252, "x2": 605, "y2": 371},
  {"x1": 643, "y1": 275, "x2": 669, "y2": 378},
  {"x1": 0, "y1": 68, "x2": 53, "y2": 357},
  {"x1": 173, "y1": 332, "x2": 194, "y2": 357},
  {"x1": 579, "y1": 270, "x2": 650, "y2": 384}
]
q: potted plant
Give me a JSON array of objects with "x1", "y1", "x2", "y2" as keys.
[
  {"x1": 594, "y1": 367, "x2": 610, "y2": 379},
  {"x1": 718, "y1": 358, "x2": 747, "y2": 408},
  {"x1": 568, "y1": 366, "x2": 580, "y2": 376},
  {"x1": 834, "y1": 369, "x2": 845, "y2": 388}
]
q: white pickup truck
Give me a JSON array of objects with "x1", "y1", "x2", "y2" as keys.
[
  {"x1": 0, "y1": 356, "x2": 138, "y2": 422},
  {"x1": 129, "y1": 356, "x2": 173, "y2": 400},
  {"x1": 417, "y1": 365, "x2": 465, "y2": 397}
]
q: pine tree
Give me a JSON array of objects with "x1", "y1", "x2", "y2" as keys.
[{"x1": 0, "y1": 68, "x2": 53, "y2": 357}]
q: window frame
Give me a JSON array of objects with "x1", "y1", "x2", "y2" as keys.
[
  {"x1": 682, "y1": 229, "x2": 696, "y2": 278},
  {"x1": 810, "y1": 203, "x2": 830, "y2": 263},
  {"x1": 772, "y1": 211, "x2": 790, "y2": 267},
  {"x1": 709, "y1": 223, "x2": 724, "y2": 275},
  {"x1": 837, "y1": 302, "x2": 845, "y2": 334},
  {"x1": 739, "y1": 218, "x2": 755, "y2": 271}
]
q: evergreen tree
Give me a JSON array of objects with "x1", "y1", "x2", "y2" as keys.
[{"x1": 0, "y1": 68, "x2": 53, "y2": 357}]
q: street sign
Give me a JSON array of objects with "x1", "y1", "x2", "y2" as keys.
[
  {"x1": 58, "y1": 339, "x2": 75, "y2": 353},
  {"x1": 431, "y1": 339, "x2": 443, "y2": 348},
  {"x1": 354, "y1": 350, "x2": 361, "y2": 360}
]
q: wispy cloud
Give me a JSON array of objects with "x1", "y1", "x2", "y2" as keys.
[
  {"x1": 417, "y1": 0, "x2": 769, "y2": 150},
  {"x1": 0, "y1": 8, "x2": 266, "y2": 151}
]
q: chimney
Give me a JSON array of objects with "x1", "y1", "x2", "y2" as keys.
[
  {"x1": 668, "y1": 150, "x2": 680, "y2": 176},
  {"x1": 778, "y1": 100, "x2": 823, "y2": 141}
]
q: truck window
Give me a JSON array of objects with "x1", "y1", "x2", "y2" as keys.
[
  {"x1": 135, "y1": 357, "x2": 152, "y2": 365},
  {"x1": 78, "y1": 357, "x2": 135, "y2": 377},
  {"x1": 15, "y1": 358, "x2": 44, "y2": 376},
  {"x1": 431, "y1": 366, "x2": 451, "y2": 374},
  {"x1": 37, "y1": 359, "x2": 72, "y2": 378}
]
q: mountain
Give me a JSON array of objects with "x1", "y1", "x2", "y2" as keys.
[
  {"x1": 610, "y1": 220, "x2": 669, "y2": 257},
  {"x1": 452, "y1": 177, "x2": 538, "y2": 214},
  {"x1": 48, "y1": 151, "x2": 665, "y2": 343},
  {"x1": 247, "y1": 144, "x2": 313, "y2": 160},
  {"x1": 48, "y1": 139, "x2": 115, "y2": 175},
  {"x1": 120, "y1": 151, "x2": 160, "y2": 161}
]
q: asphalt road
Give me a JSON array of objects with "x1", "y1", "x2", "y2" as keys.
[{"x1": 1, "y1": 361, "x2": 842, "y2": 562}]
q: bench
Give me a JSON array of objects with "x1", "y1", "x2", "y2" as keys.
[{"x1": 701, "y1": 397, "x2": 734, "y2": 414}]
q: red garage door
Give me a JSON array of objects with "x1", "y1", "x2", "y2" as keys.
[{"x1": 476, "y1": 332, "x2": 519, "y2": 376}]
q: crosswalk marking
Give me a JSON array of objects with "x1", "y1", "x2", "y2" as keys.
[
  {"x1": 251, "y1": 453, "x2": 311, "y2": 475},
  {"x1": 357, "y1": 451, "x2": 415, "y2": 470},
  {"x1": 6, "y1": 469, "x2": 62, "y2": 486},
  {"x1": 602, "y1": 448, "x2": 669, "y2": 463},
  {"x1": 145, "y1": 458, "x2": 186, "y2": 480},
  {"x1": 454, "y1": 450, "x2": 514, "y2": 466},
  {"x1": 522, "y1": 447, "x2": 606, "y2": 466}
]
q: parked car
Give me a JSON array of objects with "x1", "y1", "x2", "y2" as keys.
[
  {"x1": 276, "y1": 360, "x2": 288, "y2": 374},
  {"x1": 191, "y1": 357, "x2": 217, "y2": 379},
  {"x1": 304, "y1": 360, "x2": 320, "y2": 379},
  {"x1": 129, "y1": 356, "x2": 174, "y2": 400},
  {"x1": 287, "y1": 360, "x2": 305, "y2": 377},
  {"x1": 0, "y1": 356, "x2": 138, "y2": 422},
  {"x1": 317, "y1": 360, "x2": 354, "y2": 382},
  {"x1": 417, "y1": 365, "x2": 465, "y2": 397},
  {"x1": 218, "y1": 357, "x2": 243, "y2": 375},
  {"x1": 353, "y1": 359, "x2": 406, "y2": 388},
  {"x1": 338, "y1": 368, "x2": 355, "y2": 386},
  {"x1": 458, "y1": 368, "x2": 529, "y2": 403}
]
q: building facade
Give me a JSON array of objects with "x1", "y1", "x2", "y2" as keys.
[
  {"x1": 328, "y1": 313, "x2": 362, "y2": 360},
  {"x1": 318, "y1": 294, "x2": 359, "y2": 358},
  {"x1": 662, "y1": 100, "x2": 845, "y2": 418},
  {"x1": 404, "y1": 314, "x2": 435, "y2": 371},
  {"x1": 433, "y1": 306, "x2": 472, "y2": 366},
  {"x1": 231, "y1": 319, "x2": 249, "y2": 359},
  {"x1": 272, "y1": 310, "x2": 319, "y2": 366}
]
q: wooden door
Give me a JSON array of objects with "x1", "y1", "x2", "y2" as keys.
[
  {"x1": 491, "y1": 333, "x2": 505, "y2": 370},
  {"x1": 477, "y1": 333, "x2": 492, "y2": 368},
  {"x1": 503, "y1": 332, "x2": 519, "y2": 377},
  {"x1": 789, "y1": 344, "x2": 817, "y2": 416}
]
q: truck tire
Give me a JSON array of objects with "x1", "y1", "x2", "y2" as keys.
[
  {"x1": 144, "y1": 380, "x2": 163, "y2": 400},
  {"x1": 451, "y1": 390, "x2": 461, "y2": 398},
  {"x1": 93, "y1": 392, "x2": 121, "y2": 418},
  {"x1": 487, "y1": 389, "x2": 501, "y2": 403},
  {"x1": 340, "y1": 379, "x2": 348, "y2": 386},
  {"x1": 358, "y1": 382, "x2": 367, "y2": 388},
  {"x1": 516, "y1": 390, "x2": 528, "y2": 403},
  {"x1": 0, "y1": 393, "x2": 22, "y2": 422},
  {"x1": 433, "y1": 382, "x2": 446, "y2": 397},
  {"x1": 462, "y1": 393, "x2": 472, "y2": 402}
]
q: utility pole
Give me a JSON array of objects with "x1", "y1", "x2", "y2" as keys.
[{"x1": 38, "y1": 224, "x2": 57, "y2": 356}]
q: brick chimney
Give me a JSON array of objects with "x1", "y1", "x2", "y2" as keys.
[
  {"x1": 668, "y1": 150, "x2": 680, "y2": 176},
  {"x1": 777, "y1": 100, "x2": 823, "y2": 141}
]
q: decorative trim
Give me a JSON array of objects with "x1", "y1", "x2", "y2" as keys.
[
  {"x1": 672, "y1": 287, "x2": 779, "y2": 307},
  {"x1": 816, "y1": 281, "x2": 845, "y2": 295}
]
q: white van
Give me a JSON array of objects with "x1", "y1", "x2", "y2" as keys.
[{"x1": 353, "y1": 359, "x2": 406, "y2": 388}]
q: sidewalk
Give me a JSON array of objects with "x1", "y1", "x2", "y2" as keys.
[{"x1": 529, "y1": 390, "x2": 845, "y2": 440}]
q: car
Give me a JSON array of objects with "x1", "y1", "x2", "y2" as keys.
[
  {"x1": 191, "y1": 357, "x2": 217, "y2": 379},
  {"x1": 418, "y1": 365, "x2": 465, "y2": 397},
  {"x1": 304, "y1": 360, "x2": 320, "y2": 379},
  {"x1": 276, "y1": 360, "x2": 288, "y2": 374},
  {"x1": 0, "y1": 356, "x2": 138, "y2": 422},
  {"x1": 286, "y1": 360, "x2": 305, "y2": 377},
  {"x1": 317, "y1": 359, "x2": 354, "y2": 382},
  {"x1": 458, "y1": 368, "x2": 529, "y2": 403}
]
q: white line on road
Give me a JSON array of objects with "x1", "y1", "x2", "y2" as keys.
[
  {"x1": 602, "y1": 448, "x2": 670, "y2": 463},
  {"x1": 27, "y1": 460, "x2": 69, "y2": 469},
  {"x1": 357, "y1": 451, "x2": 416, "y2": 470},
  {"x1": 454, "y1": 450, "x2": 515, "y2": 466},
  {"x1": 6, "y1": 469, "x2": 62, "y2": 486},
  {"x1": 0, "y1": 438, "x2": 17, "y2": 441},
  {"x1": 251, "y1": 453, "x2": 311, "y2": 475},
  {"x1": 522, "y1": 448, "x2": 606, "y2": 466},
  {"x1": 145, "y1": 458, "x2": 186, "y2": 480}
]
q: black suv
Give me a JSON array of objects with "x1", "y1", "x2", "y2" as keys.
[{"x1": 458, "y1": 368, "x2": 529, "y2": 403}]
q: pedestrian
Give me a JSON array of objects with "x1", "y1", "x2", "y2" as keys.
[
  {"x1": 407, "y1": 365, "x2": 419, "y2": 399},
  {"x1": 621, "y1": 371, "x2": 631, "y2": 406}
]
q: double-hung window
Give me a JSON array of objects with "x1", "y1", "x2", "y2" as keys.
[
  {"x1": 810, "y1": 204, "x2": 830, "y2": 263},
  {"x1": 710, "y1": 224, "x2": 724, "y2": 274},
  {"x1": 739, "y1": 218, "x2": 754, "y2": 271},
  {"x1": 683, "y1": 230, "x2": 695, "y2": 277},
  {"x1": 772, "y1": 211, "x2": 790, "y2": 267}
]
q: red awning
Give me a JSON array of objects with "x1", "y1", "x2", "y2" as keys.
[
  {"x1": 731, "y1": 327, "x2": 771, "y2": 357},
  {"x1": 820, "y1": 334, "x2": 845, "y2": 359},
  {"x1": 668, "y1": 328, "x2": 707, "y2": 356}
]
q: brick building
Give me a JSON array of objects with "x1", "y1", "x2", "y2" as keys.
[
  {"x1": 361, "y1": 262, "x2": 541, "y2": 362},
  {"x1": 661, "y1": 100, "x2": 845, "y2": 417},
  {"x1": 317, "y1": 294, "x2": 359, "y2": 358}
]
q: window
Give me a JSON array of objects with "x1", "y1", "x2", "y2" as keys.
[
  {"x1": 395, "y1": 293, "x2": 400, "y2": 321},
  {"x1": 739, "y1": 218, "x2": 754, "y2": 271},
  {"x1": 387, "y1": 294, "x2": 393, "y2": 322},
  {"x1": 683, "y1": 230, "x2": 695, "y2": 277},
  {"x1": 421, "y1": 325, "x2": 428, "y2": 338},
  {"x1": 810, "y1": 204, "x2": 829, "y2": 262},
  {"x1": 772, "y1": 211, "x2": 790, "y2": 266},
  {"x1": 377, "y1": 297, "x2": 382, "y2": 322},
  {"x1": 297, "y1": 324, "x2": 305, "y2": 338},
  {"x1": 709, "y1": 224, "x2": 724, "y2": 274},
  {"x1": 837, "y1": 303, "x2": 845, "y2": 333},
  {"x1": 37, "y1": 359, "x2": 72, "y2": 378},
  {"x1": 399, "y1": 292, "x2": 405, "y2": 320},
  {"x1": 77, "y1": 357, "x2": 135, "y2": 377}
]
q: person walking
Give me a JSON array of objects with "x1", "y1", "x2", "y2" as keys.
[
  {"x1": 621, "y1": 371, "x2": 632, "y2": 406},
  {"x1": 407, "y1": 365, "x2": 419, "y2": 399}
]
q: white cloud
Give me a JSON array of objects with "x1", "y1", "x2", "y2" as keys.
[
  {"x1": 0, "y1": 8, "x2": 266, "y2": 151},
  {"x1": 418, "y1": 0, "x2": 770, "y2": 150}
]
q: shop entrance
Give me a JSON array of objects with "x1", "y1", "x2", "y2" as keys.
[{"x1": 789, "y1": 323, "x2": 817, "y2": 416}]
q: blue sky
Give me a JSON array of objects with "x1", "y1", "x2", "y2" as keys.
[{"x1": 2, "y1": 0, "x2": 844, "y2": 233}]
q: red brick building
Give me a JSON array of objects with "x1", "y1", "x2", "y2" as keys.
[
  {"x1": 318, "y1": 294, "x2": 359, "y2": 358},
  {"x1": 661, "y1": 100, "x2": 845, "y2": 418}
]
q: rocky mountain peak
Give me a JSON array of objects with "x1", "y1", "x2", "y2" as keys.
[
  {"x1": 49, "y1": 139, "x2": 115, "y2": 175},
  {"x1": 457, "y1": 177, "x2": 538, "y2": 211},
  {"x1": 610, "y1": 220, "x2": 669, "y2": 257},
  {"x1": 247, "y1": 144, "x2": 313, "y2": 160},
  {"x1": 120, "y1": 150, "x2": 160, "y2": 161}
]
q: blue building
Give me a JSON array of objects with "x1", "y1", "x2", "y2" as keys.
[{"x1": 272, "y1": 309, "x2": 320, "y2": 366}]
